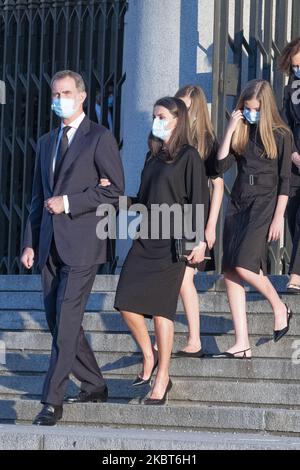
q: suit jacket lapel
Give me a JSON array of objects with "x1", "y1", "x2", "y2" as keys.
[
  {"x1": 44, "y1": 128, "x2": 59, "y2": 192},
  {"x1": 53, "y1": 116, "x2": 91, "y2": 191}
]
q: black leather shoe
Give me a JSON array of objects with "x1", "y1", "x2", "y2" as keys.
[
  {"x1": 144, "y1": 379, "x2": 173, "y2": 405},
  {"x1": 132, "y1": 360, "x2": 158, "y2": 387},
  {"x1": 33, "y1": 404, "x2": 63, "y2": 426},
  {"x1": 273, "y1": 304, "x2": 293, "y2": 342},
  {"x1": 212, "y1": 348, "x2": 252, "y2": 359},
  {"x1": 173, "y1": 349, "x2": 205, "y2": 358},
  {"x1": 132, "y1": 348, "x2": 159, "y2": 387},
  {"x1": 64, "y1": 386, "x2": 108, "y2": 404}
]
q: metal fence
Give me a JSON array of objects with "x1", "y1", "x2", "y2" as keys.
[
  {"x1": 212, "y1": 0, "x2": 300, "y2": 274},
  {"x1": 0, "y1": 0, "x2": 127, "y2": 274}
]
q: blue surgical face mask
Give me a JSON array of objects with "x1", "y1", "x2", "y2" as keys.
[
  {"x1": 108, "y1": 94, "x2": 114, "y2": 107},
  {"x1": 292, "y1": 66, "x2": 300, "y2": 79},
  {"x1": 152, "y1": 117, "x2": 172, "y2": 141},
  {"x1": 51, "y1": 97, "x2": 79, "y2": 119},
  {"x1": 243, "y1": 108, "x2": 260, "y2": 124}
]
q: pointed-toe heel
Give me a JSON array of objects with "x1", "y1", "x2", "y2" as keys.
[
  {"x1": 132, "y1": 351, "x2": 159, "y2": 387},
  {"x1": 144, "y1": 379, "x2": 173, "y2": 405},
  {"x1": 273, "y1": 304, "x2": 293, "y2": 342}
]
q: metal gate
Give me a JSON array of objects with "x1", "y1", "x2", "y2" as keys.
[
  {"x1": 211, "y1": 0, "x2": 300, "y2": 274},
  {"x1": 0, "y1": 0, "x2": 127, "y2": 274}
]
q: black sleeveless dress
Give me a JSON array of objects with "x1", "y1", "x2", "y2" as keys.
[{"x1": 114, "y1": 145, "x2": 209, "y2": 320}]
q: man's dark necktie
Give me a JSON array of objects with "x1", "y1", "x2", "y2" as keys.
[{"x1": 54, "y1": 125, "x2": 71, "y2": 184}]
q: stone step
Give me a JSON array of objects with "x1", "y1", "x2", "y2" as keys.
[
  {"x1": 1, "y1": 352, "x2": 300, "y2": 381},
  {"x1": 0, "y1": 399, "x2": 300, "y2": 435},
  {"x1": 0, "y1": 291, "x2": 299, "y2": 313},
  {"x1": 1, "y1": 374, "x2": 300, "y2": 406},
  {"x1": 1, "y1": 423, "x2": 300, "y2": 450},
  {"x1": 0, "y1": 330, "x2": 297, "y2": 358},
  {"x1": 0, "y1": 274, "x2": 291, "y2": 293},
  {"x1": 0, "y1": 310, "x2": 299, "y2": 337}
]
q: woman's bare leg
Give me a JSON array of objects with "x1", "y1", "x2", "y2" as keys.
[
  {"x1": 150, "y1": 315, "x2": 174, "y2": 399},
  {"x1": 179, "y1": 267, "x2": 201, "y2": 352},
  {"x1": 121, "y1": 310, "x2": 155, "y2": 379},
  {"x1": 235, "y1": 267, "x2": 288, "y2": 331},
  {"x1": 224, "y1": 270, "x2": 251, "y2": 356}
]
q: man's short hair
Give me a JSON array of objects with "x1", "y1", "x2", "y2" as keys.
[{"x1": 50, "y1": 70, "x2": 86, "y2": 92}]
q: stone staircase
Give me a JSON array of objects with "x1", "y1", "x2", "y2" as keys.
[{"x1": 0, "y1": 274, "x2": 300, "y2": 449}]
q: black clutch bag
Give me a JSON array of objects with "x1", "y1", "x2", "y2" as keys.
[{"x1": 174, "y1": 238, "x2": 211, "y2": 265}]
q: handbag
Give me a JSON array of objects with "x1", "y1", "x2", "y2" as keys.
[{"x1": 174, "y1": 238, "x2": 211, "y2": 264}]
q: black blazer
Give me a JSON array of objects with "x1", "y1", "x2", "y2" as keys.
[{"x1": 23, "y1": 116, "x2": 125, "y2": 269}]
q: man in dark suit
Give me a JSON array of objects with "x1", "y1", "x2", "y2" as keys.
[{"x1": 21, "y1": 70, "x2": 124, "y2": 426}]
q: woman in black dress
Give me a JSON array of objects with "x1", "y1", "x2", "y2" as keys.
[
  {"x1": 215, "y1": 79, "x2": 292, "y2": 358},
  {"x1": 171, "y1": 85, "x2": 223, "y2": 357},
  {"x1": 279, "y1": 38, "x2": 300, "y2": 292},
  {"x1": 114, "y1": 97, "x2": 207, "y2": 404}
]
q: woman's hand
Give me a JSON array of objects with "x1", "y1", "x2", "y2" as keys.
[
  {"x1": 268, "y1": 215, "x2": 284, "y2": 242},
  {"x1": 99, "y1": 178, "x2": 111, "y2": 187},
  {"x1": 292, "y1": 152, "x2": 300, "y2": 170},
  {"x1": 186, "y1": 241, "x2": 207, "y2": 264},
  {"x1": 205, "y1": 224, "x2": 216, "y2": 250},
  {"x1": 227, "y1": 110, "x2": 244, "y2": 134}
]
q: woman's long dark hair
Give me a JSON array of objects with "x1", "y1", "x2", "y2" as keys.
[
  {"x1": 148, "y1": 97, "x2": 192, "y2": 159},
  {"x1": 278, "y1": 37, "x2": 300, "y2": 75}
]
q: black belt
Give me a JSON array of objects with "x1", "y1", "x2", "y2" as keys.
[{"x1": 238, "y1": 173, "x2": 278, "y2": 187}]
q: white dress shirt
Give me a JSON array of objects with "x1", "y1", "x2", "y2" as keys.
[{"x1": 53, "y1": 112, "x2": 86, "y2": 214}]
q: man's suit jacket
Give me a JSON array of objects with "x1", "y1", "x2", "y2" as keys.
[{"x1": 23, "y1": 116, "x2": 125, "y2": 269}]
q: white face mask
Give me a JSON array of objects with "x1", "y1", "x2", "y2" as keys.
[
  {"x1": 152, "y1": 117, "x2": 172, "y2": 141},
  {"x1": 51, "y1": 97, "x2": 80, "y2": 119}
]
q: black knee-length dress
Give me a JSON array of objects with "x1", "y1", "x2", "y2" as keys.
[
  {"x1": 216, "y1": 125, "x2": 292, "y2": 275},
  {"x1": 282, "y1": 75, "x2": 300, "y2": 275},
  {"x1": 114, "y1": 145, "x2": 209, "y2": 320}
]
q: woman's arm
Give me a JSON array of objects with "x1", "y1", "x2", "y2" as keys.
[
  {"x1": 216, "y1": 110, "x2": 244, "y2": 173},
  {"x1": 268, "y1": 195, "x2": 288, "y2": 242},
  {"x1": 205, "y1": 177, "x2": 224, "y2": 249},
  {"x1": 268, "y1": 131, "x2": 292, "y2": 242}
]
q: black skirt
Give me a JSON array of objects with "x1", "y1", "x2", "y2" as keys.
[
  {"x1": 222, "y1": 190, "x2": 277, "y2": 275},
  {"x1": 114, "y1": 238, "x2": 186, "y2": 321}
]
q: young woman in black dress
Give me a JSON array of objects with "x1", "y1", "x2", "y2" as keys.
[
  {"x1": 215, "y1": 79, "x2": 292, "y2": 358},
  {"x1": 279, "y1": 38, "x2": 300, "y2": 292},
  {"x1": 113, "y1": 97, "x2": 208, "y2": 404},
  {"x1": 171, "y1": 85, "x2": 223, "y2": 357}
]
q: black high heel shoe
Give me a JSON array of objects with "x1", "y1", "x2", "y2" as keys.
[
  {"x1": 144, "y1": 379, "x2": 173, "y2": 405},
  {"x1": 132, "y1": 349, "x2": 159, "y2": 387},
  {"x1": 273, "y1": 304, "x2": 293, "y2": 342},
  {"x1": 212, "y1": 347, "x2": 252, "y2": 359}
]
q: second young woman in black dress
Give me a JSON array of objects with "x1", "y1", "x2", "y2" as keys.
[
  {"x1": 279, "y1": 37, "x2": 300, "y2": 292},
  {"x1": 215, "y1": 79, "x2": 292, "y2": 358},
  {"x1": 114, "y1": 97, "x2": 208, "y2": 403}
]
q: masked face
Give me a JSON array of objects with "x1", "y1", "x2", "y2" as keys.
[
  {"x1": 292, "y1": 66, "x2": 300, "y2": 79},
  {"x1": 243, "y1": 107, "x2": 260, "y2": 124},
  {"x1": 152, "y1": 117, "x2": 172, "y2": 141},
  {"x1": 51, "y1": 97, "x2": 80, "y2": 119}
]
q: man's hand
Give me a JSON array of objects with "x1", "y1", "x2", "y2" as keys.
[
  {"x1": 21, "y1": 247, "x2": 35, "y2": 269},
  {"x1": 44, "y1": 196, "x2": 65, "y2": 214}
]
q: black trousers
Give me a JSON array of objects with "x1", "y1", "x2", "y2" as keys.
[
  {"x1": 40, "y1": 238, "x2": 106, "y2": 406},
  {"x1": 287, "y1": 186, "x2": 300, "y2": 276}
]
